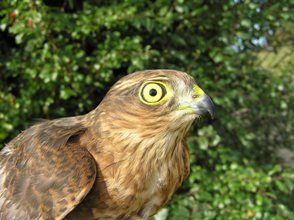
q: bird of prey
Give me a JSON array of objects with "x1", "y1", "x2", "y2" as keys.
[{"x1": 0, "y1": 70, "x2": 214, "y2": 220}]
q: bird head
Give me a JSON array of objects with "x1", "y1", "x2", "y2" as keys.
[{"x1": 96, "y1": 70, "x2": 214, "y2": 140}]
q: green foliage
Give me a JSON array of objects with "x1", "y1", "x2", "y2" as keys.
[{"x1": 0, "y1": 0, "x2": 293, "y2": 219}]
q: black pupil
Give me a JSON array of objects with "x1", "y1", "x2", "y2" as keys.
[{"x1": 149, "y1": 88, "x2": 157, "y2": 96}]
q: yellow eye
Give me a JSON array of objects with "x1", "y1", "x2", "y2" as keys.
[{"x1": 139, "y1": 82, "x2": 168, "y2": 105}]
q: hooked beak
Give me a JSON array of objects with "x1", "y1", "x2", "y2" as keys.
[{"x1": 191, "y1": 93, "x2": 215, "y2": 119}]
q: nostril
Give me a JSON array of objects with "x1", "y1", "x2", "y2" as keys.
[{"x1": 192, "y1": 95, "x2": 198, "y2": 99}]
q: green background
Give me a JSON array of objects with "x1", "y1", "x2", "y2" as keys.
[{"x1": 0, "y1": 0, "x2": 293, "y2": 219}]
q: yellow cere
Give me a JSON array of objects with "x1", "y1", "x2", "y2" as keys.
[
  {"x1": 175, "y1": 85, "x2": 205, "y2": 113},
  {"x1": 139, "y1": 81, "x2": 171, "y2": 105},
  {"x1": 193, "y1": 85, "x2": 204, "y2": 98}
]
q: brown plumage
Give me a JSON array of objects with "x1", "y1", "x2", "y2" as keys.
[{"x1": 0, "y1": 70, "x2": 214, "y2": 220}]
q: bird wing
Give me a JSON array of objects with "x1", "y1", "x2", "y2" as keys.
[{"x1": 0, "y1": 118, "x2": 97, "y2": 220}]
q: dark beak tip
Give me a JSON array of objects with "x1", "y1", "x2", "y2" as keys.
[
  {"x1": 209, "y1": 103, "x2": 215, "y2": 119},
  {"x1": 205, "y1": 95, "x2": 215, "y2": 120},
  {"x1": 210, "y1": 112, "x2": 215, "y2": 120},
  {"x1": 192, "y1": 93, "x2": 215, "y2": 120}
]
